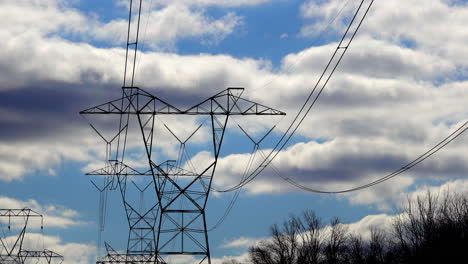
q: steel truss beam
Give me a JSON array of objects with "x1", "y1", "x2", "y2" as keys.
[
  {"x1": 81, "y1": 87, "x2": 285, "y2": 116},
  {"x1": 96, "y1": 243, "x2": 166, "y2": 264},
  {"x1": 97, "y1": 254, "x2": 164, "y2": 264},
  {"x1": 19, "y1": 250, "x2": 64, "y2": 264}
]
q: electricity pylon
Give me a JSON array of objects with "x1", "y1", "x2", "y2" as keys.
[
  {"x1": 81, "y1": 87, "x2": 285, "y2": 263},
  {"x1": 0, "y1": 209, "x2": 63, "y2": 264},
  {"x1": 80, "y1": 0, "x2": 285, "y2": 263}
]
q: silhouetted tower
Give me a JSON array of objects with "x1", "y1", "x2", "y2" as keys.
[
  {"x1": 0, "y1": 209, "x2": 63, "y2": 264},
  {"x1": 82, "y1": 87, "x2": 285, "y2": 264},
  {"x1": 80, "y1": 0, "x2": 285, "y2": 263}
]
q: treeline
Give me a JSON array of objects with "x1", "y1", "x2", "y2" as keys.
[{"x1": 225, "y1": 191, "x2": 468, "y2": 264}]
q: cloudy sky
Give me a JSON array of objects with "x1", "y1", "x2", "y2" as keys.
[{"x1": 1, "y1": 0, "x2": 468, "y2": 263}]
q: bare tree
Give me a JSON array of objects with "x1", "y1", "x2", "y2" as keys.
[
  {"x1": 323, "y1": 217, "x2": 348, "y2": 264},
  {"x1": 367, "y1": 228, "x2": 386, "y2": 264},
  {"x1": 347, "y1": 234, "x2": 364, "y2": 264},
  {"x1": 250, "y1": 211, "x2": 320, "y2": 264},
  {"x1": 250, "y1": 219, "x2": 300, "y2": 264},
  {"x1": 251, "y1": 190, "x2": 468, "y2": 264},
  {"x1": 393, "y1": 190, "x2": 468, "y2": 263},
  {"x1": 297, "y1": 210, "x2": 323, "y2": 264}
]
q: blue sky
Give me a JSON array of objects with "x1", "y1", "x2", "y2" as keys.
[{"x1": 1, "y1": 0, "x2": 468, "y2": 263}]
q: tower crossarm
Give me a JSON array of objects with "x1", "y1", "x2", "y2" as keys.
[
  {"x1": 86, "y1": 161, "x2": 198, "y2": 178},
  {"x1": 80, "y1": 87, "x2": 286, "y2": 116},
  {"x1": 183, "y1": 88, "x2": 286, "y2": 116},
  {"x1": 80, "y1": 87, "x2": 182, "y2": 115},
  {"x1": 0, "y1": 209, "x2": 42, "y2": 218},
  {"x1": 19, "y1": 249, "x2": 64, "y2": 263},
  {"x1": 0, "y1": 208, "x2": 44, "y2": 260},
  {"x1": 86, "y1": 161, "x2": 146, "y2": 177}
]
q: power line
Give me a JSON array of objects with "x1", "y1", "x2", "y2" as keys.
[
  {"x1": 209, "y1": 118, "x2": 279, "y2": 230},
  {"x1": 213, "y1": 0, "x2": 467, "y2": 195},
  {"x1": 209, "y1": 0, "x2": 364, "y2": 222},
  {"x1": 216, "y1": 0, "x2": 375, "y2": 193},
  {"x1": 259, "y1": 0, "x2": 353, "y2": 90},
  {"x1": 207, "y1": 119, "x2": 467, "y2": 217},
  {"x1": 214, "y1": 0, "x2": 466, "y2": 195},
  {"x1": 209, "y1": 146, "x2": 259, "y2": 231},
  {"x1": 259, "y1": 121, "x2": 468, "y2": 193},
  {"x1": 135, "y1": 0, "x2": 155, "y2": 82}
]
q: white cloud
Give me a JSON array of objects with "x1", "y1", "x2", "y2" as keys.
[
  {"x1": 93, "y1": 4, "x2": 243, "y2": 49},
  {"x1": 0, "y1": 196, "x2": 85, "y2": 229},
  {"x1": 221, "y1": 236, "x2": 264, "y2": 249},
  {"x1": 150, "y1": 0, "x2": 276, "y2": 7},
  {"x1": 342, "y1": 177, "x2": 468, "y2": 212},
  {"x1": 361, "y1": 0, "x2": 468, "y2": 66},
  {"x1": 1, "y1": 0, "x2": 90, "y2": 37},
  {"x1": 299, "y1": 0, "x2": 358, "y2": 38},
  {"x1": 282, "y1": 36, "x2": 456, "y2": 80},
  {"x1": 160, "y1": 253, "x2": 250, "y2": 264},
  {"x1": 0, "y1": 133, "x2": 101, "y2": 182},
  {"x1": 212, "y1": 253, "x2": 251, "y2": 264},
  {"x1": 0, "y1": 3, "x2": 468, "y2": 262},
  {"x1": 0, "y1": 0, "x2": 467, "y2": 215},
  {"x1": 346, "y1": 213, "x2": 395, "y2": 240},
  {"x1": 207, "y1": 131, "x2": 468, "y2": 194},
  {"x1": 301, "y1": 0, "x2": 468, "y2": 67},
  {"x1": 1, "y1": 0, "x2": 243, "y2": 53}
]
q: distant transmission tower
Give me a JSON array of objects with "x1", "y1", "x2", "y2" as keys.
[
  {"x1": 87, "y1": 161, "x2": 165, "y2": 264},
  {"x1": 0, "y1": 209, "x2": 64, "y2": 264}
]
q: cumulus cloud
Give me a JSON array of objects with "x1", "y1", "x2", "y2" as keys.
[
  {"x1": 299, "y1": 0, "x2": 359, "y2": 38},
  {"x1": 0, "y1": 1, "x2": 267, "y2": 182},
  {"x1": 1, "y1": 0, "x2": 468, "y2": 213},
  {"x1": 1, "y1": 1, "x2": 468, "y2": 262},
  {"x1": 1, "y1": 0, "x2": 243, "y2": 52},
  {"x1": 93, "y1": 4, "x2": 243, "y2": 49},
  {"x1": 206, "y1": 128, "x2": 467, "y2": 195},
  {"x1": 221, "y1": 236, "x2": 264, "y2": 249},
  {"x1": 282, "y1": 37, "x2": 456, "y2": 80},
  {"x1": 0, "y1": 196, "x2": 85, "y2": 229},
  {"x1": 187, "y1": 0, "x2": 468, "y2": 206},
  {"x1": 300, "y1": 0, "x2": 468, "y2": 67},
  {"x1": 149, "y1": 0, "x2": 276, "y2": 7}
]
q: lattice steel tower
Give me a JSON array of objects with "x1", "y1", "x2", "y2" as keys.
[
  {"x1": 82, "y1": 87, "x2": 285, "y2": 263},
  {"x1": 80, "y1": 0, "x2": 285, "y2": 263},
  {"x1": 0, "y1": 209, "x2": 63, "y2": 264}
]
